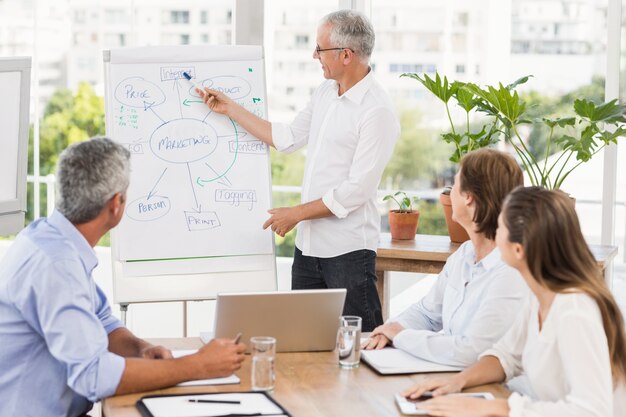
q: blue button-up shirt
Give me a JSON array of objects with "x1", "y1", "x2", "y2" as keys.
[{"x1": 0, "y1": 210, "x2": 126, "y2": 417}]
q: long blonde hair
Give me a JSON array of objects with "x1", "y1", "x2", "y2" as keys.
[{"x1": 503, "y1": 186, "x2": 626, "y2": 383}]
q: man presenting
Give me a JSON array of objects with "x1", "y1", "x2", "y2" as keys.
[
  {"x1": 0, "y1": 137, "x2": 246, "y2": 417},
  {"x1": 199, "y1": 10, "x2": 399, "y2": 331}
]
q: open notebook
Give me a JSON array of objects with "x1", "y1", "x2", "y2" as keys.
[{"x1": 361, "y1": 348, "x2": 463, "y2": 375}]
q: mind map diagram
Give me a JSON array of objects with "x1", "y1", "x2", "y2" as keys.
[{"x1": 110, "y1": 62, "x2": 272, "y2": 260}]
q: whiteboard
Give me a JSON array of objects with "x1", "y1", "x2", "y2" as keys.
[
  {"x1": 0, "y1": 57, "x2": 30, "y2": 236},
  {"x1": 105, "y1": 46, "x2": 276, "y2": 304}
]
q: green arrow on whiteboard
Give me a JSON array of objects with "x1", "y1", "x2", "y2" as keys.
[{"x1": 183, "y1": 99, "x2": 204, "y2": 106}]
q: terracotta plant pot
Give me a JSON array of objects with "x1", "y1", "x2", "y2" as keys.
[
  {"x1": 439, "y1": 191, "x2": 470, "y2": 244},
  {"x1": 388, "y1": 210, "x2": 419, "y2": 240}
]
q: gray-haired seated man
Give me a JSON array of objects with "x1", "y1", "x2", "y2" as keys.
[{"x1": 0, "y1": 137, "x2": 246, "y2": 417}]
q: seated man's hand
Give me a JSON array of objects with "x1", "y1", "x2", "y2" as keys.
[
  {"x1": 196, "y1": 338, "x2": 247, "y2": 378},
  {"x1": 140, "y1": 345, "x2": 173, "y2": 359}
]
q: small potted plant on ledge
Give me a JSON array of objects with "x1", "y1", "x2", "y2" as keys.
[
  {"x1": 383, "y1": 191, "x2": 420, "y2": 240},
  {"x1": 400, "y1": 72, "x2": 531, "y2": 242}
]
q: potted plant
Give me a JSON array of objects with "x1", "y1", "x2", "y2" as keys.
[
  {"x1": 463, "y1": 82, "x2": 626, "y2": 190},
  {"x1": 400, "y1": 72, "x2": 531, "y2": 242},
  {"x1": 383, "y1": 191, "x2": 420, "y2": 240}
]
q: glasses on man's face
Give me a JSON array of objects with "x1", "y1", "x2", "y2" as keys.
[{"x1": 315, "y1": 44, "x2": 354, "y2": 54}]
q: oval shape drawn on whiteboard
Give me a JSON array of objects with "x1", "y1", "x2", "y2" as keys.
[
  {"x1": 126, "y1": 195, "x2": 171, "y2": 222},
  {"x1": 201, "y1": 76, "x2": 252, "y2": 100},
  {"x1": 114, "y1": 76, "x2": 166, "y2": 109},
  {"x1": 150, "y1": 118, "x2": 219, "y2": 164}
]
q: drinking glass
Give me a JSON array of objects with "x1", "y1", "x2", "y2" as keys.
[
  {"x1": 336, "y1": 315, "x2": 361, "y2": 368},
  {"x1": 250, "y1": 336, "x2": 276, "y2": 391}
]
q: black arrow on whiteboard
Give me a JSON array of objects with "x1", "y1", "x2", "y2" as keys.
[
  {"x1": 186, "y1": 162, "x2": 201, "y2": 211},
  {"x1": 174, "y1": 79, "x2": 183, "y2": 119},
  {"x1": 144, "y1": 101, "x2": 166, "y2": 124},
  {"x1": 205, "y1": 163, "x2": 231, "y2": 187},
  {"x1": 202, "y1": 109, "x2": 213, "y2": 123},
  {"x1": 147, "y1": 167, "x2": 168, "y2": 200}
]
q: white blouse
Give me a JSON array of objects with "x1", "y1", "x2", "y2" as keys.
[
  {"x1": 391, "y1": 242, "x2": 528, "y2": 366},
  {"x1": 482, "y1": 292, "x2": 626, "y2": 417}
]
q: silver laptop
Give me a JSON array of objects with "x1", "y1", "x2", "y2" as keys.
[{"x1": 212, "y1": 289, "x2": 346, "y2": 353}]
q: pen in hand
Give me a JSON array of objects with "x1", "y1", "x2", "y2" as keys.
[
  {"x1": 188, "y1": 399, "x2": 242, "y2": 404},
  {"x1": 233, "y1": 332, "x2": 242, "y2": 344}
]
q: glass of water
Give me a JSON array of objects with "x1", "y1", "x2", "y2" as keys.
[
  {"x1": 250, "y1": 336, "x2": 276, "y2": 391},
  {"x1": 337, "y1": 315, "x2": 362, "y2": 368}
]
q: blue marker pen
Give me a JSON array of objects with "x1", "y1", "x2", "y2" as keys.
[{"x1": 182, "y1": 72, "x2": 203, "y2": 91}]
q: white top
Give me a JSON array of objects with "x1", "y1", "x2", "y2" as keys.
[
  {"x1": 482, "y1": 292, "x2": 626, "y2": 417},
  {"x1": 391, "y1": 241, "x2": 528, "y2": 366},
  {"x1": 271, "y1": 70, "x2": 400, "y2": 258}
]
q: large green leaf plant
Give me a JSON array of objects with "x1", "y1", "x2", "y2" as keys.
[
  {"x1": 403, "y1": 72, "x2": 626, "y2": 189},
  {"x1": 400, "y1": 72, "x2": 527, "y2": 163}
]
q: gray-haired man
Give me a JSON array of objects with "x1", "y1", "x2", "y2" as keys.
[
  {"x1": 198, "y1": 10, "x2": 400, "y2": 331},
  {"x1": 0, "y1": 137, "x2": 245, "y2": 417}
]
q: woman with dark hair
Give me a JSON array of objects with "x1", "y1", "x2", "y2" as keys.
[
  {"x1": 403, "y1": 186, "x2": 626, "y2": 416},
  {"x1": 363, "y1": 149, "x2": 527, "y2": 367}
]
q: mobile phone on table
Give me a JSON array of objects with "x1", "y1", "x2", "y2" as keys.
[{"x1": 394, "y1": 392, "x2": 495, "y2": 415}]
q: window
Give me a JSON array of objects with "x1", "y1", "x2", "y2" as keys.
[
  {"x1": 454, "y1": 12, "x2": 468, "y2": 27},
  {"x1": 295, "y1": 34, "x2": 309, "y2": 48},
  {"x1": 104, "y1": 33, "x2": 126, "y2": 47},
  {"x1": 264, "y1": 0, "x2": 337, "y2": 125},
  {"x1": 169, "y1": 10, "x2": 189, "y2": 24},
  {"x1": 201, "y1": 10, "x2": 208, "y2": 24},
  {"x1": 74, "y1": 10, "x2": 86, "y2": 24},
  {"x1": 104, "y1": 9, "x2": 127, "y2": 25}
]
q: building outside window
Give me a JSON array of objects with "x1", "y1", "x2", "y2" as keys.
[{"x1": 169, "y1": 10, "x2": 190, "y2": 24}]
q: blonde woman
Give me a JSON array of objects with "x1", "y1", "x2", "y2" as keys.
[{"x1": 403, "y1": 187, "x2": 626, "y2": 416}]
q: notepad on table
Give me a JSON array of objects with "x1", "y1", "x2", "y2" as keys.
[
  {"x1": 172, "y1": 350, "x2": 240, "y2": 386},
  {"x1": 361, "y1": 348, "x2": 464, "y2": 375}
]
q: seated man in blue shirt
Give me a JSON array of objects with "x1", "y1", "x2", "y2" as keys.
[{"x1": 0, "y1": 137, "x2": 246, "y2": 417}]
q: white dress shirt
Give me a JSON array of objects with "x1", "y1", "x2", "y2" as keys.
[
  {"x1": 482, "y1": 292, "x2": 626, "y2": 417},
  {"x1": 271, "y1": 70, "x2": 400, "y2": 258},
  {"x1": 391, "y1": 241, "x2": 528, "y2": 366}
]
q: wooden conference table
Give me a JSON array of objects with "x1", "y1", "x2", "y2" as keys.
[
  {"x1": 102, "y1": 338, "x2": 510, "y2": 417},
  {"x1": 375, "y1": 233, "x2": 618, "y2": 321}
]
